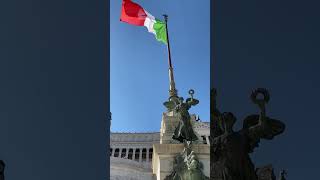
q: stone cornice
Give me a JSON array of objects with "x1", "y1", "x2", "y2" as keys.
[
  {"x1": 110, "y1": 143, "x2": 156, "y2": 147},
  {"x1": 111, "y1": 132, "x2": 160, "y2": 143}
]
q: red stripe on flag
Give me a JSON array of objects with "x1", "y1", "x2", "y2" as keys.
[{"x1": 120, "y1": 0, "x2": 147, "y2": 26}]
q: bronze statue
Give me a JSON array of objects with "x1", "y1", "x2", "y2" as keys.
[
  {"x1": 164, "y1": 89, "x2": 209, "y2": 179},
  {"x1": 164, "y1": 89, "x2": 199, "y2": 143},
  {"x1": 165, "y1": 141, "x2": 209, "y2": 180},
  {"x1": 211, "y1": 88, "x2": 285, "y2": 180}
]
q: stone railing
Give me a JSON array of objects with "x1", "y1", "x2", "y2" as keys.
[{"x1": 110, "y1": 157, "x2": 152, "y2": 171}]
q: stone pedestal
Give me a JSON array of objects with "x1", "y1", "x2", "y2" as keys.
[
  {"x1": 152, "y1": 144, "x2": 210, "y2": 180},
  {"x1": 160, "y1": 112, "x2": 180, "y2": 144}
]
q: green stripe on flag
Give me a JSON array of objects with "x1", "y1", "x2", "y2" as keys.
[{"x1": 153, "y1": 19, "x2": 167, "y2": 44}]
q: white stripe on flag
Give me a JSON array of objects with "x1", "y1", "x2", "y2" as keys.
[{"x1": 144, "y1": 11, "x2": 156, "y2": 35}]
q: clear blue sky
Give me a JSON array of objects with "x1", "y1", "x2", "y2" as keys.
[
  {"x1": 110, "y1": 0, "x2": 210, "y2": 132},
  {"x1": 215, "y1": 0, "x2": 320, "y2": 178}
]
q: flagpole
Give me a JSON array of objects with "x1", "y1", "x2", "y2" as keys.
[{"x1": 163, "y1": 14, "x2": 178, "y2": 98}]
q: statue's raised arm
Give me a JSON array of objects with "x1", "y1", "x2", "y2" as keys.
[
  {"x1": 243, "y1": 88, "x2": 285, "y2": 151},
  {"x1": 185, "y1": 89, "x2": 199, "y2": 108}
]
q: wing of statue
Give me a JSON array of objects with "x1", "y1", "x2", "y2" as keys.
[
  {"x1": 186, "y1": 98, "x2": 199, "y2": 106},
  {"x1": 242, "y1": 114, "x2": 286, "y2": 152},
  {"x1": 243, "y1": 114, "x2": 285, "y2": 139}
]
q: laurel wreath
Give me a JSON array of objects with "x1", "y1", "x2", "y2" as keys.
[{"x1": 250, "y1": 88, "x2": 270, "y2": 104}]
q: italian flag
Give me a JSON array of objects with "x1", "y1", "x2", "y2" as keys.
[{"x1": 120, "y1": 0, "x2": 167, "y2": 44}]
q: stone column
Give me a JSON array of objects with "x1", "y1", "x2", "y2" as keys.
[
  {"x1": 132, "y1": 148, "x2": 136, "y2": 161},
  {"x1": 139, "y1": 148, "x2": 142, "y2": 162},
  {"x1": 205, "y1": 136, "x2": 210, "y2": 145},
  {"x1": 146, "y1": 148, "x2": 149, "y2": 162},
  {"x1": 125, "y1": 148, "x2": 129, "y2": 158},
  {"x1": 119, "y1": 148, "x2": 122, "y2": 158},
  {"x1": 111, "y1": 148, "x2": 115, "y2": 157}
]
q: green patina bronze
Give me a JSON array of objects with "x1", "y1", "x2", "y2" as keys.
[
  {"x1": 164, "y1": 141, "x2": 209, "y2": 180},
  {"x1": 163, "y1": 90, "x2": 209, "y2": 180},
  {"x1": 163, "y1": 89, "x2": 199, "y2": 143}
]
